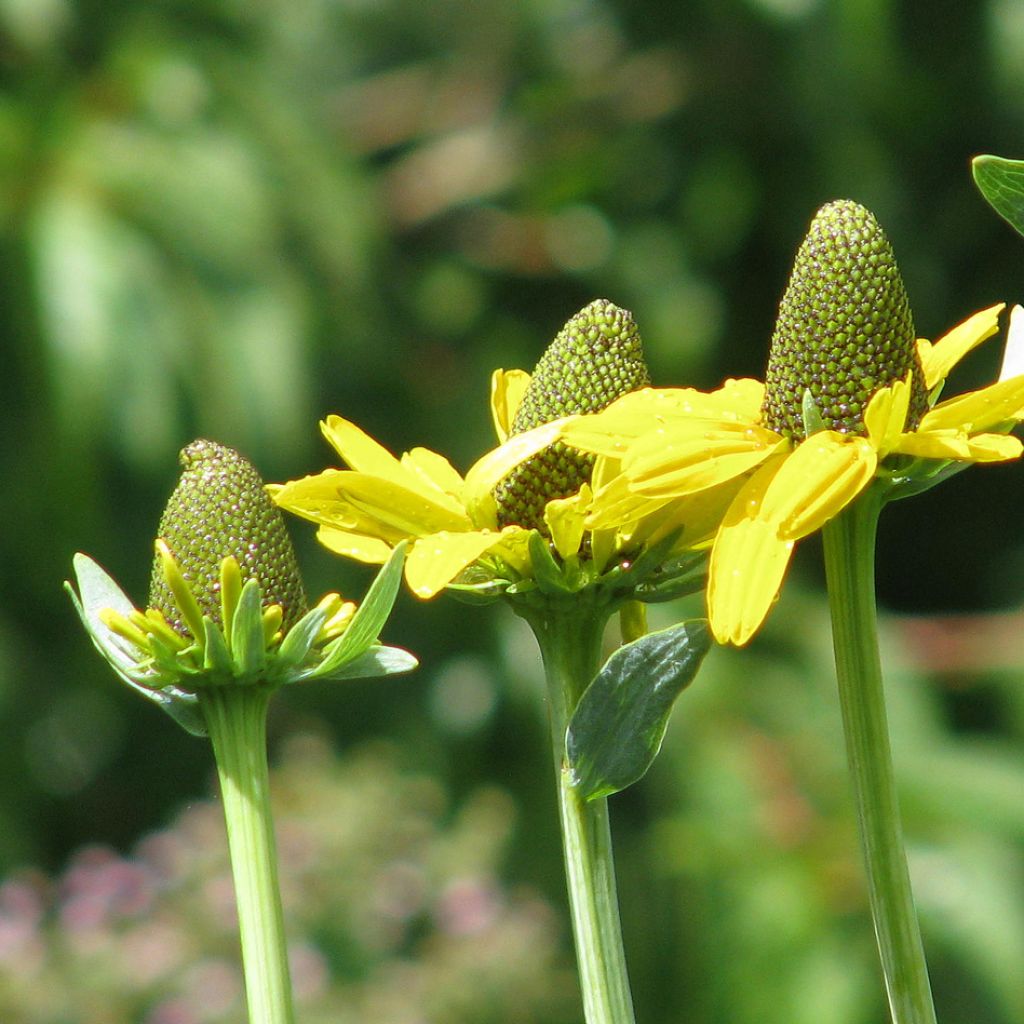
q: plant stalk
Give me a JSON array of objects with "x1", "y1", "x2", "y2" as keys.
[
  {"x1": 821, "y1": 494, "x2": 937, "y2": 1024},
  {"x1": 522, "y1": 602, "x2": 636, "y2": 1024},
  {"x1": 200, "y1": 686, "x2": 295, "y2": 1024}
]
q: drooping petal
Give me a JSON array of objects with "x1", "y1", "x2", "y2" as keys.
[
  {"x1": 708, "y1": 460, "x2": 795, "y2": 646},
  {"x1": 625, "y1": 421, "x2": 787, "y2": 497},
  {"x1": 998, "y1": 305, "x2": 1024, "y2": 383},
  {"x1": 893, "y1": 429, "x2": 1022, "y2": 463},
  {"x1": 915, "y1": 304, "x2": 1004, "y2": 389},
  {"x1": 920, "y1": 374, "x2": 1024, "y2": 434},
  {"x1": 544, "y1": 485, "x2": 592, "y2": 560},
  {"x1": 404, "y1": 530, "x2": 509, "y2": 598},
  {"x1": 317, "y1": 526, "x2": 394, "y2": 564},
  {"x1": 759, "y1": 432, "x2": 877, "y2": 540},
  {"x1": 560, "y1": 378, "x2": 766, "y2": 457},
  {"x1": 462, "y1": 419, "x2": 567, "y2": 522},
  {"x1": 340, "y1": 472, "x2": 473, "y2": 536},
  {"x1": 491, "y1": 369, "x2": 531, "y2": 442},
  {"x1": 863, "y1": 376, "x2": 912, "y2": 457}
]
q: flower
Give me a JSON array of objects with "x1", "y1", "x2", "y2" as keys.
[
  {"x1": 271, "y1": 301, "x2": 723, "y2": 602},
  {"x1": 562, "y1": 202, "x2": 1024, "y2": 646},
  {"x1": 67, "y1": 440, "x2": 416, "y2": 735}
]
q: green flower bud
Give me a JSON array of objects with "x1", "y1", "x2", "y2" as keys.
[
  {"x1": 494, "y1": 299, "x2": 651, "y2": 530},
  {"x1": 762, "y1": 199, "x2": 928, "y2": 439},
  {"x1": 149, "y1": 440, "x2": 307, "y2": 636}
]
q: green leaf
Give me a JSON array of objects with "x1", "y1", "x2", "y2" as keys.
[
  {"x1": 527, "y1": 531, "x2": 575, "y2": 594},
  {"x1": 230, "y1": 580, "x2": 267, "y2": 678},
  {"x1": 313, "y1": 542, "x2": 407, "y2": 676},
  {"x1": 973, "y1": 155, "x2": 1024, "y2": 238},
  {"x1": 308, "y1": 644, "x2": 418, "y2": 683},
  {"x1": 567, "y1": 619, "x2": 712, "y2": 800}
]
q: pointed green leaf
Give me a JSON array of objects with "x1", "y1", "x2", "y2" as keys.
[
  {"x1": 276, "y1": 606, "x2": 328, "y2": 667},
  {"x1": 528, "y1": 531, "x2": 575, "y2": 594},
  {"x1": 304, "y1": 644, "x2": 418, "y2": 683},
  {"x1": 230, "y1": 581, "x2": 266, "y2": 677},
  {"x1": 316, "y1": 542, "x2": 407, "y2": 674},
  {"x1": 567, "y1": 619, "x2": 712, "y2": 800},
  {"x1": 203, "y1": 619, "x2": 235, "y2": 675},
  {"x1": 973, "y1": 155, "x2": 1024, "y2": 238}
]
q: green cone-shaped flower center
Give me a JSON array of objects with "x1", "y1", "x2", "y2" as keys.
[
  {"x1": 149, "y1": 439, "x2": 307, "y2": 636},
  {"x1": 762, "y1": 199, "x2": 928, "y2": 439},
  {"x1": 494, "y1": 299, "x2": 651, "y2": 530}
]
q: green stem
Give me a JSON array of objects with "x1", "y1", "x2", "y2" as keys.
[
  {"x1": 821, "y1": 495, "x2": 937, "y2": 1024},
  {"x1": 200, "y1": 686, "x2": 295, "y2": 1024},
  {"x1": 522, "y1": 602, "x2": 636, "y2": 1024}
]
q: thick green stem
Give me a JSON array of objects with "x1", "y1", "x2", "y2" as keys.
[
  {"x1": 821, "y1": 496, "x2": 937, "y2": 1024},
  {"x1": 522, "y1": 602, "x2": 636, "y2": 1024},
  {"x1": 200, "y1": 686, "x2": 295, "y2": 1024}
]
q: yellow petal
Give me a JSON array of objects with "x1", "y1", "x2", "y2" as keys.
[
  {"x1": 708, "y1": 461, "x2": 794, "y2": 647},
  {"x1": 316, "y1": 527, "x2": 393, "y2": 564},
  {"x1": 916, "y1": 304, "x2": 1005, "y2": 389},
  {"x1": 921, "y1": 374, "x2": 1024, "y2": 434},
  {"x1": 321, "y1": 415, "x2": 404, "y2": 475},
  {"x1": 863, "y1": 376, "x2": 911, "y2": 457},
  {"x1": 463, "y1": 419, "x2": 566, "y2": 521},
  {"x1": 404, "y1": 531, "x2": 507, "y2": 598},
  {"x1": 893, "y1": 429, "x2": 1022, "y2": 463},
  {"x1": 559, "y1": 378, "x2": 766, "y2": 457},
  {"x1": 401, "y1": 447, "x2": 466, "y2": 502},
  {"x1": 491, "y1": 369, "x2": 531, "y2": 442},
  {"x1": 998, "y1": 305, "x2": 1024, "y2": 383},
  {"x1": 759, "y1": 432, "x2": 877, "y2": 541},
  {"x1": 544, "y1": 485, "x2": 592, "y2": 560},
  {"x1": 338, "y1": 472, "x2": 473, "y2": 538},
  {"x1": 626, "y1": 422, "x2": 787, "y2": 497}
]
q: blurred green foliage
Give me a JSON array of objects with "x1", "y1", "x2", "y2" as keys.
[{"x1": 3, "y1": 0, "x2": 1024, "y2": 1020}]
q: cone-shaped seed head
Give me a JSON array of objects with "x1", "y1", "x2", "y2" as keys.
[
  {"x1": 494, "y1": 299, "x2": 650, "y2": 530},
  {"x1": 149, "y1": 439, "x2": 307, "y2": 635},
  {"x1": 762, "y1": 199, "x2": 927, "y2": 438}
]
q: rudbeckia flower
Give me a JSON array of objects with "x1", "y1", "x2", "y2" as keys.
[
  {"x1": 272, "y1": 300, "x2": 720, "y2": 602},
  {"x1": 563, "y1": 201, "x2": 1024, "y2": 646},
  {"x1": 68, "y1": 440, "x2": 416, "y2": 734}
]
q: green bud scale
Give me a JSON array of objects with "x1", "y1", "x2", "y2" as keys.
[
  {"x1": 494, "y1": 299, "x2": 651, "y2": 531},
  {"x1": 762, "y1": 199, "x2": 927, "y2": 439},
  {"x1": 149, "y1": 440, "x2": 307, "y2": 636}
]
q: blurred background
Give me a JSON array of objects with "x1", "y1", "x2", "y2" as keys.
[{"x1": 3, "y1": 0, "x2": 1024, "y2": 1021}]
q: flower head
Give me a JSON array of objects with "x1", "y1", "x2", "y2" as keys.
[
  {"x1": 272, "y1": 301, "x2": 712, "y2": 604},
  {"x1": 562, "y1": 201, "x2": 1024, "y2": 646},
  {"x1": 67, "y1": 440, "x2": 416, "y2": 735}
]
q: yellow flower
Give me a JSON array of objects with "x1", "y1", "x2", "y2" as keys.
[
  {"x1": 271, "y1": 369, "x2": 727, "y2": 601},
  {"x1": 564, "y1": 303, "x2": 1024, "y2": 645}
]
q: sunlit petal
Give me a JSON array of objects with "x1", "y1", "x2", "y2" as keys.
[
  {"x1": 340, "y1": 472, "x2": 473, "y2": 536},
  {"x1": 405, "y1": 531, "x2": 507, "y2": 598},
  {"x1": 321, "y1": 415, "x2": 404, "y2": 475},
  {"x1": 863, "y1": 376, "x2": 911, "y2": 457},
  {"x1": 999, "y1": 305, "x2": 1024, "y2": 383},
  {"x1": 916, "y1": 304, "x2": 1004, "y2": 389},
  {"x1": 760, "y1": 432, "x2": 876, "y2": 540},
  {"x1": 463, "y1": 419, "x2": 567, "y2": 520},
  {"x1": 317, "y1": 526, "x2": 394, "y2": 564},
  {"x1": 626, "y1": 422, "x2": 787, "y2": 496},
  {"x1": 921, "y1": 375, "x2": 1024, "y2": 434},
  {"x1": 894, "y1": 429, "x2": 1022, "y2": 462},
  {"x1": 400, "y1": 447, "x2": 466, "y2": 503},
  {"x1": 490, "y1": 369, "x2": 531, "y2": 442},
  {"x1": 544, "y1": 485, "x2": 592, "y2": 560},
  {"x1": 708, "y1": 460, "x2": 794, "y2": 647}
]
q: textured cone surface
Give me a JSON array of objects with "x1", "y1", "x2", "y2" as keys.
[
  {"x1": 762, "y1": 199, "x2": 927, "y2": 438},
  {"x1": 494, "y1": 299, "x2": 650, "y2": 530},
  {"x1": 149, "y1": 440, "x2": 307, "y2": 636}
]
